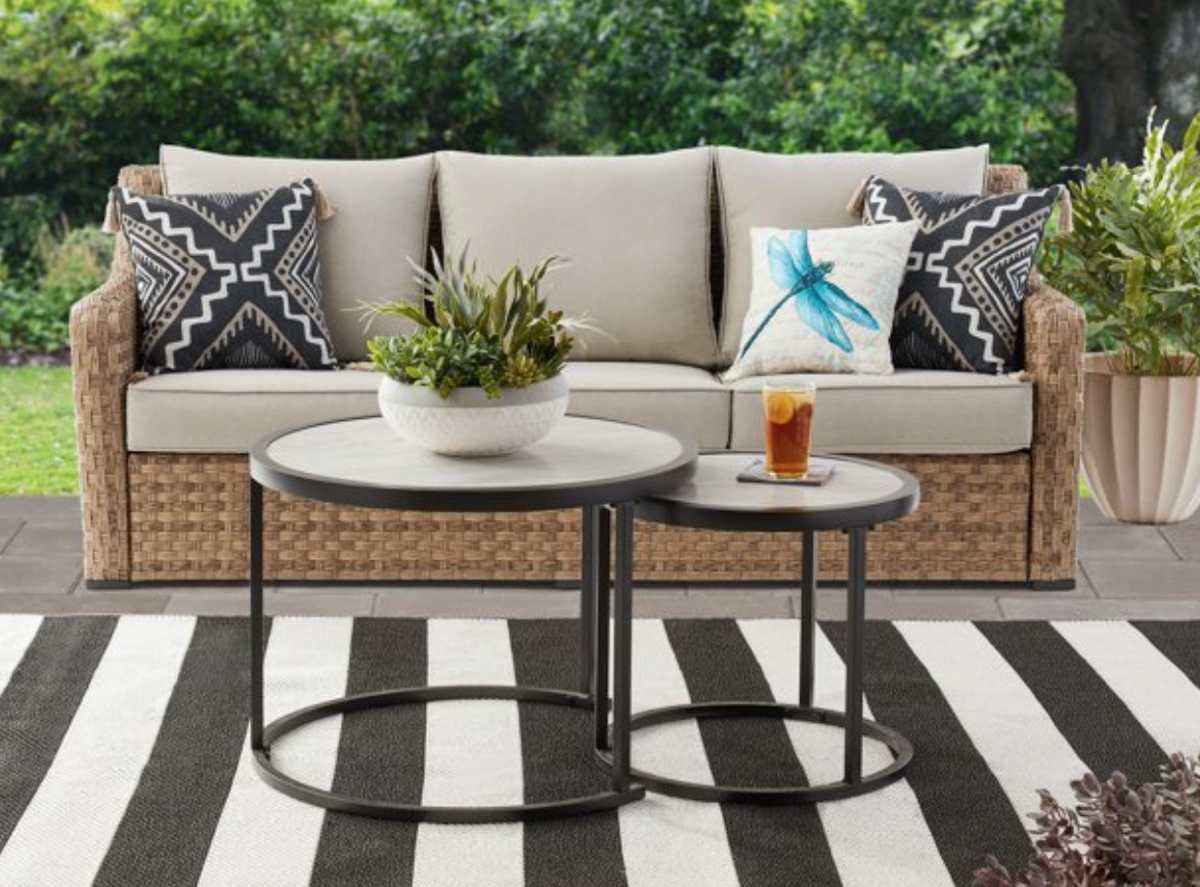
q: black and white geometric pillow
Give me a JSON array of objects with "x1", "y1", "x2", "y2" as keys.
[
  {"x1": 114, "y1": 179, "x2": 338, "y2": 373},
  {"x1": 862, "y1": 176, "x2": 1063, "y2": 373}
]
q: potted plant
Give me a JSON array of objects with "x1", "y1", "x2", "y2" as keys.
[
  {"x1": 1043, "y1": 113, "x2": 1200, "y2": 524},
  {"x1": 974, "y1": 752, "x2": 1200, "y2": 887},
  {"x1": 366, "y1": 248, "x2": 580, "y2": 456}
]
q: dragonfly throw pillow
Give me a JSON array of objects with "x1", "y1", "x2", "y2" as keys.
[
  {"x1": 723, "y1": 221, "x2": 919, "y2": 381},
  {"x1": 861, "y1": 175, "x2": 1064, "y2": 373},
  {"x1": 110, "y1": 179, "x2": 338, "y2": 373}
]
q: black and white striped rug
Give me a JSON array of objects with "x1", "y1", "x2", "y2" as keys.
[{"x1": 0, "y1": 615, "x2": 1196, "y2": 887}]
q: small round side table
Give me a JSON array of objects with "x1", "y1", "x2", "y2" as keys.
[
  {"x1": 248, "y1": 415, "x2": 696, "y2": 823},
  {"x1": 607, "y1": 452, "x2": 920, "y2": 804}
]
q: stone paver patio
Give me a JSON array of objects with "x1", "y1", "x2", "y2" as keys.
[{"x1": 0, "y1": 495, "x2": 1196, "y2": 619}]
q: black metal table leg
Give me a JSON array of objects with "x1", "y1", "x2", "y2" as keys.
[
  {"x1": 593, "y1": 505, "x2": 612, "y2": 752},
  {"x1": 799, "y1": 530, "x2": 817, "y2": 709},
  {"x1": 580, "y1": 506, "x2": 597, "y2": 697},
  {"x1": 844, "y1": 527, "x2": 867, "y2": 785},
  {"x1": 250, "y1": 479, "x2": 265, "y2": 753},
  {"x1": 610, "y1": 503, "x2": 635, "y2": 793}
]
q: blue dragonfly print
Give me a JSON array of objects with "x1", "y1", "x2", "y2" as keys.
[{"x1": 739, "y1": 230, "x2": 879, "y2": 359}]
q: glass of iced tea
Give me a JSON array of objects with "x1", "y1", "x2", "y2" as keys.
[{"x1": 762, "y1": 382, "x2": 816, "y2": 479}]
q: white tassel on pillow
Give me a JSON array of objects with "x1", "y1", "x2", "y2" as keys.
[
  {"x1": 1058, "y1": 187, "x2": 1073, "y2": 233},
  {"x1": 101, "y1": 191, "x2": 123, "y2": 234},
  {"x1": 313, "y1": 182, "x2": 337, "y2": 221},
  {"x1": 845, "y1": 178, "x2": 868, "y2": 219}
]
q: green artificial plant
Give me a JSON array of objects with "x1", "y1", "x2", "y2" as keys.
[
  {"x1": 367, "y1": 248, "x2": 583, "y2": 398},
  {"x1": 1042, "y1": 113, "x2": 1200, "y2": 377}
]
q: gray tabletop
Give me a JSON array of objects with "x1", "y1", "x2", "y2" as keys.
[
  {"x1": 250, "y1": 415, "x2": 697, "y2": 512},
  {"x1": 637, "y1": 453, "x2": 920, "y2": 532}
]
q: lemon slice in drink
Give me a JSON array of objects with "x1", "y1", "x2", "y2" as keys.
[{"x1": 765, "y1": 394, "x2": 796, "y2": 425}]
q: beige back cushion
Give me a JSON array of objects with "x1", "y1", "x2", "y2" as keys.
[
  {"x1": 715, "y1": 145, "x2": 990, "y2": 364},
  {"x1": 436, "y1": 149, "x2": 720, "y2": 366},
  {"x1": 160, "y1": 145, "x2": 435, "y2": 360}
]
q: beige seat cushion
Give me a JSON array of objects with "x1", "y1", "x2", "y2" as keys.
[
  {"x1": 715, "y1": 146, "x2": 990, "y2": 364},
  {"x1": 127, "y1": 370, "x2": 383, "y2": 453},
  {"x1": 436, "y1": 150, "x2": 721, "y2": 367},
  {"x1": 159, "y1": 145, "x2": 435, "y2": 361},
  {"x1": 127, "y1": 362, "x2": 731, "y2": 453},
  {"x1": 727, "y1": 370, "x2": 1032, "y2": 454},
  {"x1": 127, "y1": 365, "x2": 1024, "y2": 456},
  {"x1": 563, "y1": 362, "x2": 729, "y2": 449}
]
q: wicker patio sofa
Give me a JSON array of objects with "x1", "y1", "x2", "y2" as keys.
[{"x1": 71, "y1": 149, "x2": 1084, "y2": 589}]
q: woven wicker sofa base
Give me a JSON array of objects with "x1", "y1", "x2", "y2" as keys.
[{"x1": 127, "y1": 451, "x2": 1031, "y2": 584}]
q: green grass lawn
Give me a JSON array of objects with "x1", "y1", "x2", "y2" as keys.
[{"x1": 0, "y1": 367, "x2": 77, "y2": 495}]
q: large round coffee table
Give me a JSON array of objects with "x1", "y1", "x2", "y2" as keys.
[
  {"x1": 247, "y1": 415, "x2": 696, "y2": 823},
  {"x1": 604, "y1": 452, "x2": 920, "y2": 804}
]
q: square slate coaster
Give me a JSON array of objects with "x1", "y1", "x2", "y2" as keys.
[{"x1": 736, "y1": 459, "x2": 835, "y2": 487}]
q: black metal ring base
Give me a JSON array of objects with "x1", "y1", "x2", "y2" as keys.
[
  {"x1": 254, "y1": 684, "x2": 645, "y2": 823},
  {"x1": 597, "y1": 701, "x2": 913, "y2": 804}
]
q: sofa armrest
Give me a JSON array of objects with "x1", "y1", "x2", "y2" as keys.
[
  {"x1": 70, "y1": 240, "x2": 138, "y2": 585},
  {"x1": 1022, "y1": 276, "x2": 1086, "y2": 585}
]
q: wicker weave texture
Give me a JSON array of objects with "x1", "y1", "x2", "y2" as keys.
[
  {"x1": 986, "y1": 163, "x2": 1084, "y2": 583},
  {"x1": 128, "y1": 452, "x2": 1029, "y2": 583},
  {"x1": 985, "y1": 164, "x2": 1028, "y2": 195},
  {"x1": 1023, "y1": 278, "x2": 1086, "y2": 582},
  {"x1": 70, "y1": 268, "x2": 137, "y2": 582},
  {"x1": 70, "y1": 165, "x2": 165, "y2": 582}
]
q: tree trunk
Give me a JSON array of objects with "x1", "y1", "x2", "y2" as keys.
[
  {"x1": 1061, "y1": 0, "x2": 1200, "y2": 165},
  {"x1": 1148, "y1": 0, "x2": 1200, "y2": 139}
]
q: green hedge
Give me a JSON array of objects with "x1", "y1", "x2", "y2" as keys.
[
  {"x1": 0, "y1": 0, "x2": 1072, "y2": 282},
  {"x1": 0, "y1": 226, "x2": 112, "y2": 353}
]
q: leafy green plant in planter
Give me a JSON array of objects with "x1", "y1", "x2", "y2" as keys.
[
  {"x1": 1043, "y1": 114, "x2": 1200, "y2": 377},
  {"x1": 1040, "y1": 113, "x2": 1200, "y2": 523},
  {"x1": 974, "y1": 752, "x2": 1200, "y2": 887},
  {"x1": 365, "y1": 248, "x2": 589, "y2": 456},
  {"x1": 367, "y1": 248, "x2": 577, "y2": 398}
]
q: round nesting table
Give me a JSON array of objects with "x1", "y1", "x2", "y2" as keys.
[
  {"x1": 248, "y1": 415, "x2": 696, "y2": 823},
  {"x1": 604, "y1": 452, "x2": 920, "y2": 804}
]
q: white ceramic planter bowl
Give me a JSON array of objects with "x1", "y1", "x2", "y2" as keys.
[
  {"x1": 1082, "y1": 353, "x2": 1200, "y2": 524},
  {"x1": 377, "y1": 374, "x2": 569, "y2": 456}
]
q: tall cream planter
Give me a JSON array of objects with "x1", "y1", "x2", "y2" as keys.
[{"x1": 1082, "y1": 353, "x2": 1200, "y2": 524}]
